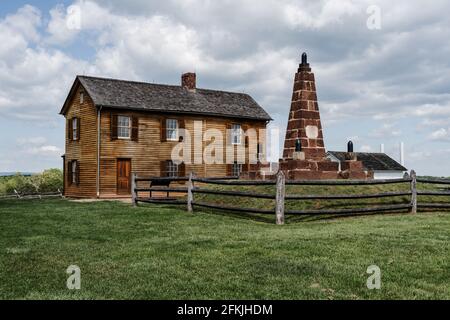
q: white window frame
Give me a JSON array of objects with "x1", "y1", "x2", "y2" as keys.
[
  {"x1": 166, "y1": 119, "x2": 178, "y2": 141},
  {"x1": 167, "y1": 161, "x2": 179, "y2": 177},
  {"x1": 231, "y1": 124, "x2": 242, "y2": 145},
  {"x1": 80, "y1": 91, "x2": 84, "y2": 104},
  {"x1": 71, "y1": 161, "x2": 77, "y2": 185},
  {"x1": 72, "y1": 118, "x2": 78, "y2": 141},
  {"x1": 117, "y1": 115, "x2": 131, "y2": 139}
]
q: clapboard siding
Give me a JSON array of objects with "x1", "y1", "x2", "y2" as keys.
[
  {"x1": 64, "y1": 84, "x2": 98, "y2": 198},
  {"x1": 100, "y1": 109, "x2": 266, "y2": 185},
  {"x1": 64, "y1": 96, "x2": 267, "y2": 198}
]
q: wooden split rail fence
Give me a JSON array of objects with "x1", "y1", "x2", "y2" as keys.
[
  {"x1": 132, "y1": 170, "x2": 450, "y2": 225},
  {"x1": 0, "y1": 189, "x2": 64, "y2": 200}
]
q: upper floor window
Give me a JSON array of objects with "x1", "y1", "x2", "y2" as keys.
[
  {"x1": 111, "y1": 115, "x2": 138, "y2": 141},
  {"x1": 231, "y1": 124, "x2": 242, "y2": 145},
  {"x1": 80, "y1": 91, "x2": 84, "y2": 104},
  {"x1": 117, "y1": 116, "x2": 131, "y2": 139},
  {"x1": 72, "y1": 118, "x2": 78, "y2": 141},
  {"x1": 166, "y1": 119, "x2": 178, "y2": 141}
]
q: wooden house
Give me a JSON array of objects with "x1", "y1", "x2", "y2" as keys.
[{"x1": 59, "y1": 73, "x2": 271, "y2": 198}]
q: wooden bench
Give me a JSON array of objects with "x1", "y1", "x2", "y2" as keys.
[{"x1": 150, "y1": 178, "x2": 172, "y2": 198}]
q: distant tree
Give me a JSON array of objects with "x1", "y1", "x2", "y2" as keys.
[
  {"x1": 40, "y1": 169, "x2": 63, "y2": 193},
  {"x1": 28, "y1": 174, "x2": 42, "y2": 193},
  {"x1": 0, "y1": 177, "x2": 6, "y2": 194},
  {"x1": 5, "y1": 174, "x2": 33, "y2": 194},
  {"x1": 1, "y1": 169, "x2": 63, "y2": 195}
]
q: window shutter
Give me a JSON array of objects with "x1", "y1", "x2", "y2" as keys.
[
  {"x1": 131, "y1": 116, "x2": 139, "y2": 141},
  {"x1": 243, "y1": 125, "x2": 249, "y2": 148},
  {"x1": 160, "y1": 118, "x2": 167, "y2": 142},
  {"x1": 76, "y1": 117, "x2": 81, "y2": 141},
  {"x1": 111, "y1": 114, "x2": 118, "y2": 140},
  {"x1": 226, "y1": 123, "x2": 232, "y2": 145},
  {"x1": 178, "y1": 119, "x2": 185, "y2": 142},
  {"x1": 75, "y1": 161, "x2": 80, "y2": 186},
  {"x1": 68, "y1": 118, "x2": 73, "y2": 141},
  {"x1": 68, "y1": 161, "x2": 73, "y2": 185},
  {"x1": 160, "y1": 160, "x2": 167, "y2": 177},
  {"x1": 179, "y1": 162, "x2": 186, "y2": 177},
  {"x1": 226, "y1": 164, "x2": 232, "y2": 177}
]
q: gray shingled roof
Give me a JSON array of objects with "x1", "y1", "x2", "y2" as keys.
[
  {"x1": 327, "y1": 151, "x2": 407, "y2": 171},
  {"x1": 60, "y1": 76, "x2": 272, "y2": 121}
]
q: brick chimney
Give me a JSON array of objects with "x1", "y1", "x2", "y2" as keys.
[{"x1": 181, "y1": 72, "x2": 196, "y2": 91}]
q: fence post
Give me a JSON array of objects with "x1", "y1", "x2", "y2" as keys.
[
  {"x1": 275, "y1": 170, "x2": 285, "y2": 225},
  {"x1": 14, "y1": 189, "x2": 21, "y2": 199},
  {"x1": 410, "y1": 170, "x2": 417, "y2": 214},
  {"x1": 131, "y1": 172, "x2": 137, "y2": 207},
  {"x1": 187, "y1": 172, "x2": 194, "y2": 213}
]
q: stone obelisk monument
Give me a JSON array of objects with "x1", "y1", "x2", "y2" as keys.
[{"x1": 280, "y1": 52, "x2": 368, "y2": 180}]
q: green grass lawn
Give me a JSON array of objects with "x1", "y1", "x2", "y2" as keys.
[{"x1": 0, "y1": 198, "x2": 449, "y2": 300}]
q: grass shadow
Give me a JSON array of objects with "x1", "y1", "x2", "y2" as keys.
[
  {"x1": 193, "y1": 207, "x2": 275, "y2": 224},
  {"x1": 136, "y1": 202, "x2": 275, "y2": 224},
  {"x1": 135, "y1": 200, "x2": 448, "y2": 225}
]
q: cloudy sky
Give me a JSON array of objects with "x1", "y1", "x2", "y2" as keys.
[{"x1": 1, "y1": 0, "x2": 450, "y2": 176}]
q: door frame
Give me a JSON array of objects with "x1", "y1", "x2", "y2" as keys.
[{"x1": 116, "y1": 158, "x2": 132, "y2": 195}]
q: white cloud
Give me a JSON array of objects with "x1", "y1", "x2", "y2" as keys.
[
  {"x1": 0, "y1": 47, "x2": 91, "y2": 119},
  {"x1": 360, "y1": 145, "x2": 373, "y2": 152},
  {"x1": 3, "y1": 0, "x2": 450, "y2": 125},
  {"x1": 1, "y1": 0, "x2": 450, "y2": 175},
  {"x1": 0, "y1": 4, "x2": 93, "y2": 120},
  {"x1": 285, "y1": 0, "x2": 360, "y2": 29},
  {"x1": 16, "y1": 136, "x2": 62, "y2": 157},
  {"x1": 17, "y1": 137, "x2": 47, "y2": 146},
  {"x1": 347, "y1": 136, "x2": 360, "y2": 143},
  {"x1": 27, "y1": 145, "x2": 62, "y2": 156},
  {"x1": 413, "y1": 104, "x2": 450, "y2": 117},
  {"x1": 2, "y1": 5, "x2": 42, "y2": 42},
  {"x1": 429, "y1": 128, "x2": 450, "y2": 141},
  {"x1": 369, "y1": 123, "x2": 402, "y2": 138},
  {"x1": 0, "y1": 5, "x2": 41, "y2": 63},
  {"x1": 409, "y1": 150, "x2": 432, "y2": 161},
  {"x1": 419, "y1": 118, "x2": 450, "y2": 127},
  {"x1": 46, "y1": 4, "x2": 79, "y2": 44}
]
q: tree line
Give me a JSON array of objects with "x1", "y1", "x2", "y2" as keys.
[{"x1": 0, "y1": 169, "x2": 63, "y2": 195}]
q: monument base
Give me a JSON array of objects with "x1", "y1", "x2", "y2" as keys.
[
  {"x1": 279, "y1": 158, "x2": 371, "y2": 180},
  {"x1": 279, "y1": 158, "x2": 339, "y2": 180},
  {"x1": 339, "y1": 159, "x2": 374, "y2": 180},
  {"x1": 240, "y1": 162, "x2": 276, "y2": 180}
]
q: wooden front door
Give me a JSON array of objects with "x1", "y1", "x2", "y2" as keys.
[{"x1": 117, "y1": 159, "x2": 131, "y2": 194}]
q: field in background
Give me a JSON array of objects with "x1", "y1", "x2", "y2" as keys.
[{"x1": 0, "y1": 198, "x2": 449, "y2": 299}]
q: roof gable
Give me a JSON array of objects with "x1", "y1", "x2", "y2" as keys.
[{"x1": 60, "y1": 76, "x2": 272, "y2": 121}]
